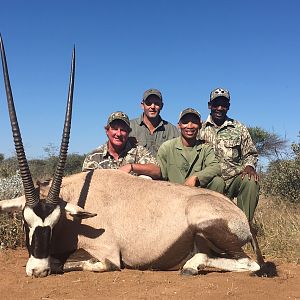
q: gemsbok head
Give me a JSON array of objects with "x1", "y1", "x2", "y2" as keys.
[{"x1": 0, "y1": 35, "x2": 75, "y2": 277}]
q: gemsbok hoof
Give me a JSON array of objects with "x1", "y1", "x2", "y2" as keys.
[{"x1": 180, "y1": 268, "x2": 199, "y2": 276}]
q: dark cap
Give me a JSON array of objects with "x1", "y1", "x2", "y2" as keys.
[
  {"x1": 142, "y1": 88, "x2": 163, "y2": 101},
  {"x1": 107, "y1": 111, "x2": 130, "y2": 127},
  {"x1": 210, "y1": 87, "x2": 230, "y2": 102},
  {"x1": 179, "y1": 108, "x2": 201, "y2": 122}
]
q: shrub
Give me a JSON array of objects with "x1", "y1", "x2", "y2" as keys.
[
  {"x1": 65, "y1": 153, "x2": 85, "y2": 175},
  {"x1": 261, "y1": 143, "x2": 300, "y2": 203},
  {"x1": 0, "y1": 171, "x2": 23, "y2": 199},
  {"x1": 0, "y1": 153, "x2": 85, "y2": 182},
  {"x1": 0, "y1": 157, "x2": 19, "y2": 178}
]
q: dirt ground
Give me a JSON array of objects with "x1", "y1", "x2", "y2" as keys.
[{"x1": 0, "y1": 249, "x2": 299, "y2": 300}]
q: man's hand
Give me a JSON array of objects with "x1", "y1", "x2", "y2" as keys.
[
  {"x1": 118, "y1": 164, "x2": 132, "y2": 173},
  {"x1": 241, "y1": 165, "x2": 259, "y2": 182},
  {"x1": 184, "y1": 176, "x2": 199, "y2": 187}
]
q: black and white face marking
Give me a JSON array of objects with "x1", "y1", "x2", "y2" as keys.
[{"x1": 23, "y1": 202, "x2": 61, "y2": 277}]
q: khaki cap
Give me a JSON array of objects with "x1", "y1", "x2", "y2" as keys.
[
  {"x1": 142, "y1": 88, "x2": 162, "y2": 101},
  {"x1": 179, "y1": 108, "x2": 201, "y2": 122},
  {"x1": 210, "y1": 87, "x2": 230, "y2": 102}
]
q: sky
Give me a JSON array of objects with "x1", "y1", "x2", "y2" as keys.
[{"x1": 0, "y1": 0, "x2": 299, "y2": 159}]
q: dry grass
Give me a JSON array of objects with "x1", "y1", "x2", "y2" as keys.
[
  {"x1": 0, "y1": 212, "x2": 24, "y2": 249},
  {"x1": 253, "y1": 197, "x2": 300, "y2": 263}
]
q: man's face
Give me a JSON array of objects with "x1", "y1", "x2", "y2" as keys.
[
  {"x1": 178, "y1": 114, "x2": 201, "y2": 140},
  {"x1": 209, "y1": 97, "x2": 230, "y2": 125},
  {"x1": 106, "y1": 120, "x2": 130, "y2": 149},
  {"x1": 141, "y1": 95, "x2": 163, "y2": 120}
]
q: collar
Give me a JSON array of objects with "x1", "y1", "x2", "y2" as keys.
[
  {"x1": 138, "y1": 113, "x2": 164, "y2": 129},
  {"x1": 174, "y1": 137, "x2": 203, "y2": 151},
  {"x1": 203, "y1": 115, "x2": 235, "y2": 129},
  {"x1": 103, "y1": 140, "x2": 133, "y2": 158}
]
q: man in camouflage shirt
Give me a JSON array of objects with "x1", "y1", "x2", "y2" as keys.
[
  {"x1": 82, "y1": 111, "x2": 161, "y2": 179},
  {"x1": 199, "y1": 88, "x2": 259, "y2": 221}
]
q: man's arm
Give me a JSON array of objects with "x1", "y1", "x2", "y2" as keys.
[
  {"x1": 192, "y1": 145, "x2": 221, "y2": 187},
  {"x1": 119, "y1": 163, "x2": 161, "y2": 179},
  {"x1": 156, "y1": 142, "x2": 170, "y2": 180},
  {"x1": 118, "y1": 145, "x2": 161, "y2": 179}
]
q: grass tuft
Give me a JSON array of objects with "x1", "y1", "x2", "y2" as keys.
[{"x1": 253, "y1": 197, "x2": 300, "y2": 263}]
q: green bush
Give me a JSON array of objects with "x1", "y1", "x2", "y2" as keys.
[
  {"x1": 0, "y1": 153, "x2": 85, "y2": 182},
  {"x1": 65, "y1": 153, "x2": 85, "y2": 175},
  {"x1": 261, "y1": 143, "x2": 300, "y2": 203},
  {"x1": 0, "y1": 157, "x2": 19, "y2": 178}
]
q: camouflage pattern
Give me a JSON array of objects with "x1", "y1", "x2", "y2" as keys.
[
  {"x1": 82, "y1": 140, "x2": 158, "y2": 172},
  {"x1": 199, "y1": 115, "x2": 258, "y2": 188},
  {"x1": 107, "y1": 111, "x2": 130, "y2": 127},
  {"x1": 179, "y1": 108, "x2": 201, "y2": 122},
  {"x1": 210, "y1": 87, "x2": 230, "y2": 102}
]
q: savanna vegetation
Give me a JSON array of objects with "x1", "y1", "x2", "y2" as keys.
[{"x1": 0, "y1": 129, "x2": 299, "y2": 263}]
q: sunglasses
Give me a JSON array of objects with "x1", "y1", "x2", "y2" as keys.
[{"x1": 143, "y1": 99, "x2": 162, "y2": 106}]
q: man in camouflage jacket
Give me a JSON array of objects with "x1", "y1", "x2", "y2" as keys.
[
  {"x1": 82, "y1": 111, "x2": 161, "y2": 179},
  {"x1": 199, "y1": 88, "x2": 259, "y2": 221}
]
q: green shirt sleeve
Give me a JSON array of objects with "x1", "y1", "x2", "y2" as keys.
[
  {"x1": 157, "y1": 142, "x2": 168, "y2": 180},
  {"x1": 193, "y1": 145, "x2": 221, "y2": 187}
]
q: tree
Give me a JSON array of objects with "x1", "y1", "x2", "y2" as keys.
[{"x1": 248, "y1": 126, "x2": 287, "y2": 159}]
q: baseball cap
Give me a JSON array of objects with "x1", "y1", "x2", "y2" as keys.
[
  {"x1": 142, "y1": 88, "x2": 162, "y2": 101},
  {"x1": 179, "y1": 108, "x2": 201, "y2": 122},
  {"x1": 210, "y1": 88, "x2": 230, "y2": 102},
  {"x1": 107, "y1": 111, "x2": 130, "y2": 127}
]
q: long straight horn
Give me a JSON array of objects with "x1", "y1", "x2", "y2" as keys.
[
  {"x1": 46, "y1": 47, "x2": 75, "y2": 205},
  {"x1": 0, "y1": 35, "x2": 39, "y2": 208}
]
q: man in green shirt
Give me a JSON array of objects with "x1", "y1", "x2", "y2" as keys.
[
  {"x1": 157, "y1": 108, "x2": 224, "y2": 192},
  {"x1": 130, "y1": 88, "x2": 179, "y2": 157},
  {"x1": 199, "y1": 88, "x2": 259, "y2": 221}
]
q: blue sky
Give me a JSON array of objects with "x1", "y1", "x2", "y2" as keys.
[{"x1": 0, "y1": 0, "x2": 299, "y2": 158}]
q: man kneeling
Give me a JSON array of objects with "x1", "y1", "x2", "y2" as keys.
[
  {"x1": 82, "y1": 111, "x2": 161, "y2": 179},
  {"x1": 157, "y1": 108, "x2": 224, "y2": 192}
]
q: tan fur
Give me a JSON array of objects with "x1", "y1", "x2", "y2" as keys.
[{"x1": 44, "y1": 169, "x2": 253, "y2": 271}]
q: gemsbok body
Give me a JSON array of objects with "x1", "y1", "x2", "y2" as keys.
[{"x1": 0, "y1": 35, "x2": 275, "y2": 278}]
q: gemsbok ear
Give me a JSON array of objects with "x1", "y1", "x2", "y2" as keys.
[
  {"x1": 64, "y1": 202, "x2": 97, "y2": 219},
  {"x1": 70, "y1": 211, "x2": 97, "y2": 219},
  {"x1": 0, "y1": 196, "x2": 26, "y2": 212}
]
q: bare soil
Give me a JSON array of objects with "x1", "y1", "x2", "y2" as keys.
[{"x1": 0, "y1": 249, "x2": 299, "y2": 300}]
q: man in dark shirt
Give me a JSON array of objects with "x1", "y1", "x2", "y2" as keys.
[{"x1": 130, "y1": 88, "x2": 179, "y2": 157}]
